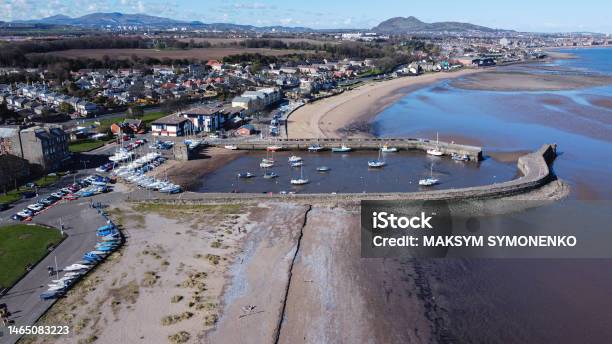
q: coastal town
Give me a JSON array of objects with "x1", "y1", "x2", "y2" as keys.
[{"x1": 0, "y1": 7, "x2": 610, "y2": 344}]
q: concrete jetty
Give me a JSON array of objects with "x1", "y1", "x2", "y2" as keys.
[{"x1": 210, "y1": 137, "x2": 483, "y2": 161}]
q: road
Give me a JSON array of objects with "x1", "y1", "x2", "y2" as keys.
[{"x1": 0, "y1": 189, "x2": 123, "y2": 344}]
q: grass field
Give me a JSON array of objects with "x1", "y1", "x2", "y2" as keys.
[
  {"x1": 27, "y1": 47, "x2": 307, "y2": 61},
  {"x1": 0, "y1": 224, "x2": 63, "y2": 288},
  {"x1": 177, "y1": 37, "x2": 337, "y2": 45},
  {"x1": 69, "y1": 139, "x2": 106, "y2": 153}
]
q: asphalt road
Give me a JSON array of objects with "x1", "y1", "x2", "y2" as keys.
[{"x1": 0, "y1": 189, "x2": 122, "y2": 344}]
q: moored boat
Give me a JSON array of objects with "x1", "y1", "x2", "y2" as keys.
[
  {"x1": 308, "y1": 144, "x2": 324, "y2": 152},
  {"x1": 332, "y1": 145, "x2": 352, "y2": 153}
]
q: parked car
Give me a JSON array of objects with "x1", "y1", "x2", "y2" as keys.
[
  {"x1": 11, "y1": 214, "x2": 26, "y2": 221},
  {"x1": 27, "y1": 203, "x2": 44, "y2": 212}
]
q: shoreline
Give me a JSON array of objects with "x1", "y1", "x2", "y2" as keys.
[{"x1": 287, "y1": 69, "x2": 483, "y2": 139}]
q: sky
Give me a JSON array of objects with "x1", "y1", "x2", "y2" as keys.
[{"x1": 1, "y1": 0, "x2": 612, "y2": 33}]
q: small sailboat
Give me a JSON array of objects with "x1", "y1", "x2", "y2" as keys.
[
  {"x1": 237, "y1": 172, "x2": 256, "y2": 179},
  {"x1": 291, "y1": 161, "x2": 304, "y2": 167},
  {"x1": 288, "y1": 155, "x2": 302, "y2": 163},
  {"x1": 452, "y1": 153, "x2": 469, "y2": 161},
  {"x1": 381, "y1": 144, "x2": 398, "y2": 153},
  {"x1": 332, "y1": 144, "x2": 352, "y2": 153},
  {"x1": 368, "y1": 148, "x2": 386, "y2": 168},
  {"x1": 419, "y1": 163, "x2": 440, "y2": 186},
  {"x1": 263, "y1": 171, "x2": 279, "y2": 179},
  {"x1": 291, "y1": 165, "x2": 309, "y2": 185},
  {"x1": 308, "y1": 144, "x2": 324, "y2": 152},
  {"x1": 316, "y1": 166, "x2": 331, "y2": 172},
  {"x1": 427, "y1": 133, "x2": 443, "y2": 156},
  {"x1": 260, "y1": 161, "x2": 274, "y2": 168}
]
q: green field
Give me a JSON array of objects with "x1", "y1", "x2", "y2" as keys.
[
  {"x1": 0, "y1": 224, "x2": 63, "y2": 288},
  {"x1": 69, "y1": 139, "x2": 106, "y2": 153},
  {"x1": 33, "y1": 174, "x2": 61, "y2": 188},
  {"x1": 0, "y1": 189, "x2": 22, "y2": 205}
]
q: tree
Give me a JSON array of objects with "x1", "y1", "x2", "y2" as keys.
[{"x1": 58, "y1": 102, "x2": 74, "y2": 114}]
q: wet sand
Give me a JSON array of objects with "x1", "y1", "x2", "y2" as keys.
[
  {"x1": 151, "y1": 147, "x2": 245, "y2": 190},
  {"x1": 451, "y1": 71, "x2": 612, "y2": 91},
  {"x1": 287, "y1": 69, "x2": 482, "y2": 139}
]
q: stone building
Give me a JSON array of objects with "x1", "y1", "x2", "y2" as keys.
[{"x1": 0, "y1": 125, "x2": 70, "y2": 172}]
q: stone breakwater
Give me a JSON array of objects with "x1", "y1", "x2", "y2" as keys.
[
  {"x1": 211, "y1": 137, "x2": 484, "y2": 161},
  {"x1": 132, "y1": 144, "x2": 564, "y2": 203}
]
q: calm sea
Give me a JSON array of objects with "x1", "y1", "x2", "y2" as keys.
[
  {"x1": 373, "y1": 48, "x2": 612, "y2": 200},
  {"x1": 372, "y1": 48, "x2": 612, "y2": 343}
]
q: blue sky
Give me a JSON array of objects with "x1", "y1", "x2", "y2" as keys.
[{"x1": 2, "y1": 0, "x2": 612, "y2": 33}]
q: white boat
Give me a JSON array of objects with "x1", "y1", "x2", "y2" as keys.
[
  {"x1": 426, "y1": 148, "x2": 443, "y2": 156},
  {"x1": 381, "y1": 145, "x2": 398, "y2": 153},
  {"x1": 316, "y1": 166, "x2": 331, "y2": 172},
  {"x1": 260, "y1": 161, "x2": 274, "y2": 168},
  {"x1": 64, "y1": 264, "x2": 89, "y2": 271},
  {"x1": 419, "y1": 164, "x2": 440, "y2": 186},
  {"x1": 368, "y1": 149, "x2": 386, "y2": 168},
  {"x1": 290, "y1": 161, "x2": 304, "y2": 167},
  {"x1": 332, "y1": 144, "x2": 352, "y2": 153},
  {"x1": 427, "y1": 133, "x2": 444, "y2": 156},
  {"x1": 288, "y1": 155, "x2": 302, "y2": 163},
  {"x1": 452, "y1": 153, "x2": 469, "y2": 161},
  {"x1": 263, "y1": 171, "x2": 279, "y2": 179},
  {"x1": 290, "y1": 166, "x2": 309, "y2": 185},
  {"x1": 224, "y1": 145, "x2": 238, "y2": 150},
  {"x1": 368, "y1": 160, "x2": 386, "y2": 168},
  {"x1": 308, "y1": 144, "x2": 324, "y2": 152}
]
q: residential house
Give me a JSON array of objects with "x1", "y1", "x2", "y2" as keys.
[{"x1": 151, "y1": 114, "x2": 195, "y2": 137}]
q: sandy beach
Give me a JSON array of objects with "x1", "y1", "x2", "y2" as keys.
[{"x1": 287, "y1": 69, "x2": 482, "y2": 139}]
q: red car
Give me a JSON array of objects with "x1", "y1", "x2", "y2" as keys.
[{"x1": 64, "y1": 194, "x2": 79, "y2": 201}]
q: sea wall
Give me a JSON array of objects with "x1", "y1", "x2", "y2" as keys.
[{"x1": 135, "y1": 144, "x2": 559, "y2": 203}]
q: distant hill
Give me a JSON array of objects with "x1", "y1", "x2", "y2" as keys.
[
  {"x1": 13, "y1": 12, "x2": 315, "y2": 32},
  {"x1": 16, "y1": 12, "x2": 196, "y2": 26},
  {"x1": 372, "y1": 16, "x2": 510, "y2": 34}
]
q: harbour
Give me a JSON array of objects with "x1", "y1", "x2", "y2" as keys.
[{"x1": 195, "y1": 149, "x2": 515, "y2": 194}]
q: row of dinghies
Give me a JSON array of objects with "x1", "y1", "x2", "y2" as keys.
[{"x1": 41, "y1": 222, "x2": 121, "y2": 300}]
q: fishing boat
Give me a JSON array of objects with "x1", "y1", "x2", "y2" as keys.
[
  {"x1": 332, "y1": 144, "x2": 352, "y2": 153},
  {"x1": 316, "y1": 166, "x2": 331, "y2": 172},
  {"x1": 419, "y1": 164, "x2": 440, "y2": 186},
  {"x1": 452, "y1": 153, "x2": 469, "y2": 161},
  {"x1": 290, "y1": 161, "x2": 304, "y2": 167},
  {"x1": 288, "y1": 155, "x2": 302, "y2": 163},
  {"x1": 291, "y1": 166, "x2": 309, "y2": 185},
  {"x1": 308, "y1": 144, "x2": 324, "y2": 152},
  {"x1": 381, "y1": 145, "x2": 398, "y2": 153},
  {"x1": 263, "y1": 171, "x2": 279, "y2": 179},
  {"x1": 368, "y1": 149, "x2": 386, "y2": 168},
  {"x1": 224, "y1": 145, "x2": 238, "y2": 150},
  {"x1": 427, "y1": 133, "x2": 444, "y2": 156},
  {"x1": 237, "y1": 172, "x2": 256, "y2": 179}
]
